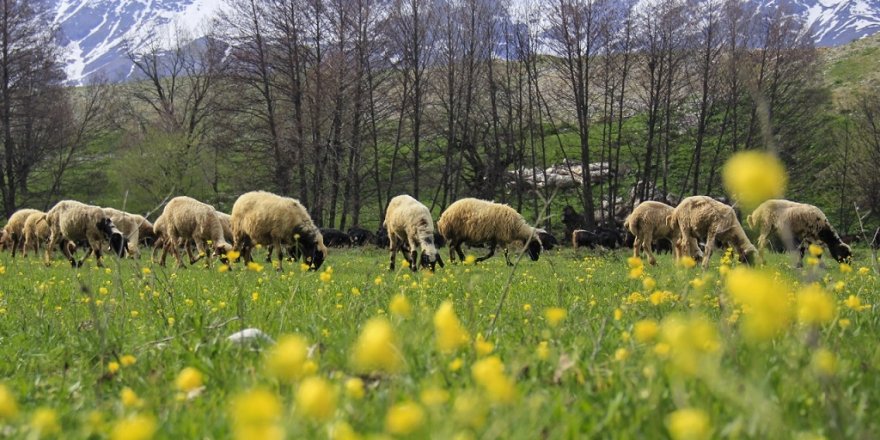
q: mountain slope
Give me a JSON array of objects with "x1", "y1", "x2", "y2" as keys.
[
  {"x1": 54, "y1": 0, "x2": 224, "y2": 83},
  {"x1": 52, "y1": 0, "x2": 880, "y2": 84}
]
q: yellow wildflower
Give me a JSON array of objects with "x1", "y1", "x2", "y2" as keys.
[
  {"x1": 642, "y1": 277, "x2": 657, "y2": 291},
  {"x1": 839, "y1": 263, "x2": 852, "y2": 274},
  {"x1": 30, "y1": 408, "x2": 60, "y2": 436},
  {"x1": 389, "y1": 294, "x2": 412, "y2": 319},
  {"x1": 808, "y1": 244, "x2": 823, "y2": 257},
  {"x1": 614, "y1": 348, "x2": 629, "y2": 362},
  {"x1": 385, "y1": 402, "x2": 425, "y2": 435},
  {"x1": 296, "y1": 377, "x2": 337, "y2": 422},
  {"x1": 634, "y1": 320, "x2": 660, "y2": 343},
  {"x1": 536, "y1": 341, "x2": 550, "y2": 360},
  {"x1": 265, "y1": 335, "x2": 310, "y2": 383},
  {"x1": 351, "y1": 318, "x2": 404, "y2": 373},
  {"x1": 121, "y1": 387, "x2": 143, "y2": 408},
  {"x1": 844, "y1": 295, "x2": 862, "y2": 311},
  {"x1": 108, "y1": 361, "x2": 121, "y2": 374},
  {"x1": 722, "y1": 150, "x2": 787, "y2": 209},
  {"x1": 110, "y1": 414, "x2": 157, "y2": 440},
  {"x1": 474, "y1": 334, "x2": 494, "y2": 356},
  {"x1": 544, "y1": 307, "x2": 567, "y2": 327},
  {"x1": 230, "y1": 389, "x2": 283, "y2": 440},
  {"x1": 0, "y1": 384, "x2": 18, "y2": 420},
  {"x1": 420, "y1": 387, "x2": 450, "y2": 406},
  {"x1": 678, "y1": 256, "x2": 696, "y2": 269},
  {"x1": 725, "y1": 268, "x2": 793, "y2": 342},
  {"x1": 471, "y1": 356, "x2": 517, "y2": 404},
  {"x1": 176, "y1": 367, "x2": 204, "y2": 393},
  {"x1": 434, "y1": 302, "x2": 470, "y2": 353},
  {"x1": 811, "y1": 348, "x2": 838, "y2": 377},
  {"x1": 120, "y1": 355, "x2": 137, "y2": 367},
  {"x1": 247, "y1": 262, "x2": 264, "y2": 272},
  {"x1": 226, "y1": 250, "x2": 241, "y2": 262},
  {"x1": 797, "y1": 285, "x2": 836, "y2": 325},
  {"x1": 665, "y1": 408, "x2": 711, "y2": 440},
  {"x1": 345, "y1": 378, "x2": 364, "y2": 400}
]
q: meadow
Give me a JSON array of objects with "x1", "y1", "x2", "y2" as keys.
[{"x1": 0, "y1": 243, "x2": 877, "y2": 440}]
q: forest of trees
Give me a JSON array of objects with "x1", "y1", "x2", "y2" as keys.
[{"x1": 1, "y1": 0, "x2": 878, "y2": 235}]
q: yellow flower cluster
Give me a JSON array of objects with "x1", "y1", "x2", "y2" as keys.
[{"x1": 434, "y1": 301, "x2": 470, "y2": 353}]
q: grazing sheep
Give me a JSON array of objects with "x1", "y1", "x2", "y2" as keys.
[
  {"x1": 624, "y1": 201, "x2": 681, "y2": 265},
  {"x1": 320, "y1": 228, "x2": 352, "y2": 247},
  {"x1": 746, "y1": 199, "x2": 852, "y2": 265},
  {"x1": 373, "y1": 226, "x2": 391, "y2": 248},
  {"x1": 22, "y1": 212, "x2": 50, "y2": 257},
  {"x1": 384, "y1": 194, "x2": 444, "y2": 271},
  {"x1": 347, "y1": 227, "x2": 374, "y2": 247},
  {"x1": 44, "y1": 200, "x2": 127, "y2": 268},
  {"x1": 536, "y1": 229, "x2": 558, "y2": 250},
  {"x1": 572, "y1": 226, "x2": 625, "y2": 250},
  {"x1": 150, "y1": 214, "x2": 189, "y2": 264},
  {"x1": 669, "y1": 196, "x2": 757, "y2": 268},
  {"x1": 230, "y1": 191, "x2": 327, "y2": 271},
  {"x1": 159, "y1": 196, "x2": 232, "y2": 268},
  {"x1": 102, "y1": 208, "x2": 156, "y2": 258},
  {"x1": 437, "y1": 198, "x2": 541, "y2": 265},
  {"x1": 2, "y1": 208, "x2": 41, "y2": 257}
]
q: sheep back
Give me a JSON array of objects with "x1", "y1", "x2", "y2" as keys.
[{"x1": 230, "y1": 191, "x2": 327, "y2": 269}]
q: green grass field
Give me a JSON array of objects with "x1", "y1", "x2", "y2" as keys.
[{"x1": 0, "y1": 245, "x2": 877, "y2": 439}]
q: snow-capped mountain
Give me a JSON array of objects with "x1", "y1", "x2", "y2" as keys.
[
  {"x1": 53, "y1": 0, "x2": 225, "y2": 83},
  {"x1": 52, "y1": 0, "x2": 879, "y2": 84}
]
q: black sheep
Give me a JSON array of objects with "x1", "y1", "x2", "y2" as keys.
[
  {"x1": 320, "y1": 228, "x2": 352, "y2": 247},
  {"x1": 347, "y1": 227, "x2": 374, "y2": 247}
]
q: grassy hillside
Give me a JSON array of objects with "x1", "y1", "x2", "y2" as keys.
[{"x1": 821, "y1": 32, "x2": 880, "y2": 107}]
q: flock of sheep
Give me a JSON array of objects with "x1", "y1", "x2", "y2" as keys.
[
  {"x1": 624, "y1": 196, "x2": 852, "y2": 268},
  {"x1": 0, "y1": 190, "x2": 854, "y2": 272}
]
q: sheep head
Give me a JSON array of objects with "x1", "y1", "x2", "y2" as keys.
[
  {"x1": 419, "y1": 250, "x2": 444, "y2": 272},
  {"x1": 97, "y1": 218, "x2": 127, "y2": 257},
  {"x1": 818, "y1": 227, "x2": 852, "y2": 263},
  {"x1": 0, "y1": 228, "x2": 10, "y2": 250},
  {"x1": 526, "y1": 237, "x2": 542, "y2": 261},
  {"x1": 214, "y1": 242, "x2": 233, "y2": 265}
]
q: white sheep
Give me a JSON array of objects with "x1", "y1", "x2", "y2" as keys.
[
  {"x1": 22, "y1": 211, "x2": 50, "y2": 257},
  {"x1": 230, "y1": 191, "x2": 327, "y2": 271},
  {"x1": 624, "y1": 201, "x2": 680, "y2": 265},
  {"x1": 159, "y1": 196, "x2": 232, "y2": 268},
  {"x1": 747, "y1": 199, "x2": 851, "y2": 265},
  {"x1": 437, "y1": 197, "x2": 542, "y2": 265},
  {"x1": 384, "y1": 194, "x2": 444, "y2": 271},
  {"x1": 44, "y1": 200, "x2": 127, "y2": 268},
  {"x1": 669, "y1": 196, "x2": 757, "y2": 268},
  {"x1": 2, "y1": 208, "x2": 41, "y2": 257}
]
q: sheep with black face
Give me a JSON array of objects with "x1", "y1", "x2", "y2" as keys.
[
  {"x1": 747, "y1": 199, "x2": 851, "y2": 266},
  {"x1": 438, "y1": 198, "x2": 542, "y2": 265},
  {"x1": 44, "y1": 200, "x2": 127, "y2": 268},
  {"x1": 231, "y1": 191, "x2": 327, "y2": 271}
]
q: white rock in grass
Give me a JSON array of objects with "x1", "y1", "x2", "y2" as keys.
[{"x1": 227, "y1": 328, "x2": 275, "y2": 344}]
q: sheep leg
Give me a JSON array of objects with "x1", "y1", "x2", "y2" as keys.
[
  {"x1": 78, "y1": 242, "x2": 97, "y2": 268},
  {"x1": 632, "y1": 236, "x2": 641, "y2": 260},
  {"x1": 275, "y1": 240, "x2": 284, "y2": 271},
  {"x1": 476, "y1": 242, "x2": 496, "y2": 263},
  {"x1": 170, "y1": 236, "x2": 185, "y2": 268},
  {"x1": 453, "y1": 242, "x2": 465, "y2": 263},
  {"x1": 407, "y1": 238, "x2": 420, "y2": 271},
  {"x1": 642, "y1": 232, "x2": 657, "y2": 265},
  {"x1": 701, "y1": 230, "x2": 718, "y2": 269},
  {"x1": 189, "y1": 242, "x2": 204, "y2": 265},
  {"x1": 504, "y1": 248, "x2": 513, "y2": 266},
  {"x1": 11, "y1": 235, "x2": 21, "y2": 258},
  {"x1": 265, "y1": 245, "x2": 273, "y2": 263}
]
